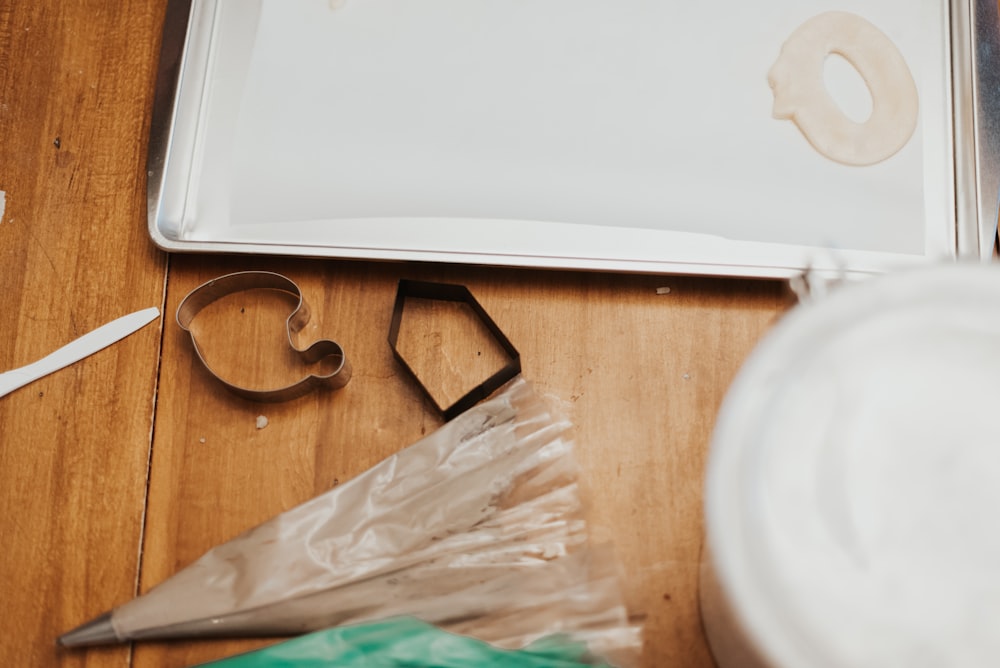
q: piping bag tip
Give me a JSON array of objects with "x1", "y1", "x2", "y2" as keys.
[{"x1": 58, "y1": 612, "x2": 116, "y2": 647}]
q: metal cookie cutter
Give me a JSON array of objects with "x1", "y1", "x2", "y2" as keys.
[
  {"x1": 388, "y1": 279, "x2": 521, "y2": 420},
  {"x1": 176, "y1": 271, "x2": 351, "y2": 401}
]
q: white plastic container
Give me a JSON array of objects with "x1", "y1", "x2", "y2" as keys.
[{"x1": 701, "y1": 263, "x2": 1000, "y2": 668}]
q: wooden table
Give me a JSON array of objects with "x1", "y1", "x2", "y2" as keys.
[{"x1": 0, "y1": 3, "x2": 789, "y2": 666}]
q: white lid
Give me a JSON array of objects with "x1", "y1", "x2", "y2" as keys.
[{"x1": 705, "y1": 263, "x2": 1000, "y2": 667}]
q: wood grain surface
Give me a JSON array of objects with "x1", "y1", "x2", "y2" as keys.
[
  {"x1": 0, "y1": 2, "x2": 168, "y2": 667},
  {"x1": 0, "y1": 2, "x2": 791, "y2": 666}
]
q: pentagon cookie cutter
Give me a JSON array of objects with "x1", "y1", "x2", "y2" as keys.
[
  {"x1": 388, "y1": 279, "x2": 521, "y2": 420},
  {"x1": 176, "y1": 271, "x2": 351, "y2": 401}
]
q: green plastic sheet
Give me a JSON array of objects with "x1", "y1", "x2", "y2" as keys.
[{"x1": 195, "y1": 617, "x2": 614, "y2": 667}]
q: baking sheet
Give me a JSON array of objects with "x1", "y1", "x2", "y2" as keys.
[{"x1": 148, "y1": 0, "x2": 1000, "y2": 277}]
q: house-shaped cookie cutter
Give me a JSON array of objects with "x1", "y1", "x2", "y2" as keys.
[{"x1": 388, "y1": 279, "x2": 521, "y2": 420}]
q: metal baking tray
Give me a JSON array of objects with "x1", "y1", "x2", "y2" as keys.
[{"x1": 148, "y1": 0, "x2": 1000, "y2": 279}]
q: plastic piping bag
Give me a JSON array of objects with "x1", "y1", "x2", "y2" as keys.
[
  {"x1": 60, "y1": 378, "x2": 640, "y2": 663},
  {"x1": 193, "y1": 617, "x2": 614, "y2": 667}
]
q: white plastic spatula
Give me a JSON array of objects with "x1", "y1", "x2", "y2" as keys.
[{"x1": 0, "y1": 307, "x2": 160, "y2": 399}]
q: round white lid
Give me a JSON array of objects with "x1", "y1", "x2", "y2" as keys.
[{"x1": 705, "y1": 263, "x2": 1000, "y2": 668}]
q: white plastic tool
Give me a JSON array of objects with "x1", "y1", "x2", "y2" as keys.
[{"x1": 0, "y1": 307, "x2": 160, "y2": 399}]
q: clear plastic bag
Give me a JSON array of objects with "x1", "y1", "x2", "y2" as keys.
[{"x1": 61, "y1": 379, "x2": 642, "y2": 665}]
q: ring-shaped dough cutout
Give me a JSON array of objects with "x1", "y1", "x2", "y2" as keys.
[{"x1": 768, "y1": 11, "x2": 918, "y2": 166}]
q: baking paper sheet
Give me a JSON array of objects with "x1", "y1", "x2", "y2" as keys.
[{"x1": 165, "y1": 0, "x2": 954, "y2": 272}]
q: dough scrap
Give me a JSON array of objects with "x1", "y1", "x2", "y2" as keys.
[{"x1": 768, "y1": 11, "x2": 919, "y2": 166}]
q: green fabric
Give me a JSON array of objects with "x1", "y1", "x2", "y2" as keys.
[{"x1": 194, "y1": 617, "x2": 613, "y2": 667}]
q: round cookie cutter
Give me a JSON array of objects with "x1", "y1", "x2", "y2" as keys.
[{"x1": 176, "y1": 271, "x2": 351, "y2": 401}]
